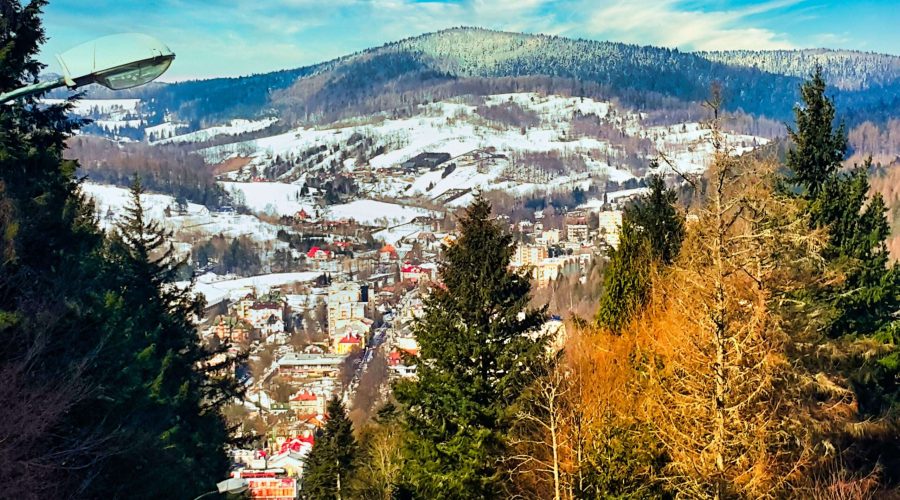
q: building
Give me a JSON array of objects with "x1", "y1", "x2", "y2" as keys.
[
  {"x1": 288, "y1": 390, "x2": 326, "y2": 415},
  {"x1": 597, "y1": 210, "x2": 623, "y2": 248},
  {"x1": 567, "y1": 224, "x2": 589, "y2": 243},
  {"x1": 276, "y1": 353, "x2": 346, "y2": 379},
  {"x1": 400, "y1": 263, "x2": 435, "y2": 283},
  {"x1": 306, "y1": 246, "x2": 332, "y2": 260},
  {"x1": 512, "y1": 244, "x2": 548, "y2": 267},
  {"x1": 400, "y1": 152, "x2": 451, "y2": 172},
  {"x1": 335, "y1": 332, "x2": 364, "y2": 355},
  {"x1": 379, "y1": 244, "x2": 398, "y2": 262},
  {"x1": 536, "y1": 228, "x2": 560, "y2": 246},
  {"x1": 326, "y1": 282, "x2": 369, "y2": 334},
  {"x1": 247, "y1": 302, "x2": 284, "y2": 335}
]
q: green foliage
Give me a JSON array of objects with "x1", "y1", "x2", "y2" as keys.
[
  {"x1": 596, "y1": 171, "x2": 684, "y2": 332},
  {"x1": 301, "y1": 396, "x2": 358, "y2": 499},
  {"x1": 578, "y1": 422, "x2": 670, "y2": 500},
  {"x1": 786, "y1": 69, "x2": 900, "y2": 415},
  {"x1": 393, "y1": 196, "x2": 548, "y2": 499},
  {"x1": 786, "y1": 66, "x2": 848, "y2": 197},
  {"x1": 80, "y1": 178, "x2": 241, "y2": 498}
]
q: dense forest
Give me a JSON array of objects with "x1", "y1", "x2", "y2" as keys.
[{"x1": 67, "y1": 136, "x2": 231, "y2": 207}]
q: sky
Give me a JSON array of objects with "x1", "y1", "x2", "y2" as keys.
[{"x1": 38, "y1": 0, "x2": 900, "y2": 81}]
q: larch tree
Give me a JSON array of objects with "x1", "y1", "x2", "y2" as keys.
[
  {"x1": 394, "y1": 195, "x2": 548, "y2": 499},
  {"x1": 639, "y1": 99, "x2": 835, "y2": 498}
]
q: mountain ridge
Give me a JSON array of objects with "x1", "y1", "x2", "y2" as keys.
[{"x1": 58, "y1": 27, "x2": 900, "y2": 132}]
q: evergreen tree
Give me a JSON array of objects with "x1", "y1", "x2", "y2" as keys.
[
  {"x1": 393, "y1": 196, "x2": 548, "y2": 499},
  {"x1": 85, "y1": 178, "x2": 240, "y2": 498},
  {"x1": 786, "y1": 69, "x2": 900, "y2": 414},
  {"x1": 301, "y1": 396, "x2": 358, "y2": 499},
  {"x1": 0, "y1": 1, "x2": 116, "y2": 495},
  {"x1": 786, "y1": 66, "x2": 847, "y2": 197},
  {"x1": 596, "y1": 171, "x2": 684, "y2": 332}
]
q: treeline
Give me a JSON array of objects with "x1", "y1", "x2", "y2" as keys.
[
  {"x1": 192, "y1": 234, "x2": 264, "y2": 276},
  {"x1": 67, "y1": 136, "x2": 231, "y2": 207},
  {"x1": 0, "y1": 4, "x2": 239, "y2": 499}
]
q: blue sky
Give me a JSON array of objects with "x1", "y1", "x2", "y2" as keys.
[{"x1": 38, "y1": 0, "x2": 900, "y2": 81}]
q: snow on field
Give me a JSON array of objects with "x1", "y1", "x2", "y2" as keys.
[
  {"x1": 82, "y1": 182, "x2": 208, "y2": 227},
  {"x1": 220, "y1": 181, "x2": 313, "y2": 216},
  {"x1": 42, "y1": 98, "x2": 141, "y2": 116},
  {"x1": 155, "y1": 118, "x2": 279, "y2": 145},
  {"x1": 484, "y1": 93, "x2": 611, "y2": 120},
  {"x1": 82, "y1": 182, "x2": 285, "y2": 242},
  {"x1": 325, "y1": 200, "x2": 434, "y2": 226},
  {"x1": 94, "y1": 119, "x2": 143, "y2": 131},
  {"x1": 184, "y1": 272, "x2": 322, "y2": 306},
  {"x1": 578, "y1": 188, "x2": 652, "y2": 211},
  {"x1": 146, "y1": 122, "x2": 189, "y2": 141}
]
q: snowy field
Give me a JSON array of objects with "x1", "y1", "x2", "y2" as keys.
[
  {"x1": 325, "y1": 200, "x2": 435, "y2": 226},
  {"x1": 81, "y1": 182, "x2": 285, "y2": 242},
  {"x1": 220, "y1": 181, "x2": 313, "y2": 216},
  {"x1": 155, "y1": 118, "x2": 278, "y2": 145},
  {"x1": 184, "y1": 272, "x2": 322, "y2": 306}
]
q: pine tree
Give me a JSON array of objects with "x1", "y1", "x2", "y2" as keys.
[
  {"x1": 84, "y1": 178, "x2": 240, "y2": 498},
  {"x1": 301, "y1": 396, "x2": 358, "y2": 499},
  {"x1": 596, "y1": 170, "x2": 684, "y2": 332},
  {"x1": 393, "y1": 196, "x2": 548, "y2": 499}
]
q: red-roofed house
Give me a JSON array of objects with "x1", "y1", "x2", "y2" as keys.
[
  {"x1": 288, "y1": 390, "x2": 325, "y2": 415},
  {"x1": 335, "y1": 332, "x2": 364, "y2": 355},
  {"x1": 379, "y1": 244, "x2": 398, "y2": 262},
  {"x1": 307, "y1": 246, "x2": 332, "y2": 260},
  {"x1": 401, "y1": 263, "x2": 435, "y2": 283}
]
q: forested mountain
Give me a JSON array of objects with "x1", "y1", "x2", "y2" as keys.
[
  {"x1": 700, "y1": 48, "x2": 900, "y2": 91},
  {"x1": 65, "y1": 27, "x2": 900, "y2": 131}
]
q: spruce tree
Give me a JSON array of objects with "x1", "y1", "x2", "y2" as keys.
[
  {"x1": 786, "y1": 66, "x2": 847, "y2": 198},
  {"x1": 596, "y1": 171, "x2": 684, "y2": 332},
  {"x1": 0, "y1": 1, "x2": 117, "y2": 495},
  {"x1": 393, "y1": 196, "x2": 548, "y2": 499},
  {"x1": 301, "y1": 396, "x2": 357, "y2": 499},
  {"x1": 786, "y1": 70, "x2": 900, "y2": 414},
  {"x1": 85, "y1": 178, "x2": 240, "y2": 498}
]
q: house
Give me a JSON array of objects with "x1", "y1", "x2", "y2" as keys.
[
  {"x1": 247, "y1": 302, "x2": 284, "y2": 335},
  {"x1": 388, "y1": 350, "x2": 417, "y2": 378},
  {"x1": 401, "y1": 263, "x2": 435, "y2": 283},
  {"x1": 295, "y1": 208, "x2": 311, "y2": 221},
  {"x1": 276, "y1": 353, "x2": 346, "y2": 379},
  {"x1": 379, "y1": 244, "x2": 398, "y2": 262},
  {"x1": 288, "y1": 390, "x2": 325, "y2": 415},
  {"x1": 335, "y1": 333, "x2": 364, "y2": 355},
  {"x1": 306, "y1": 246, "x2": 332, "y2": 260},
  {"x1": 214, "y1": 315, "x2": 253, "y2": 343}
]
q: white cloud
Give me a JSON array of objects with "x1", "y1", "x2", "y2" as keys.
[{"x1": 582, "y1": 0, "x2": 797, "y2": 50}]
